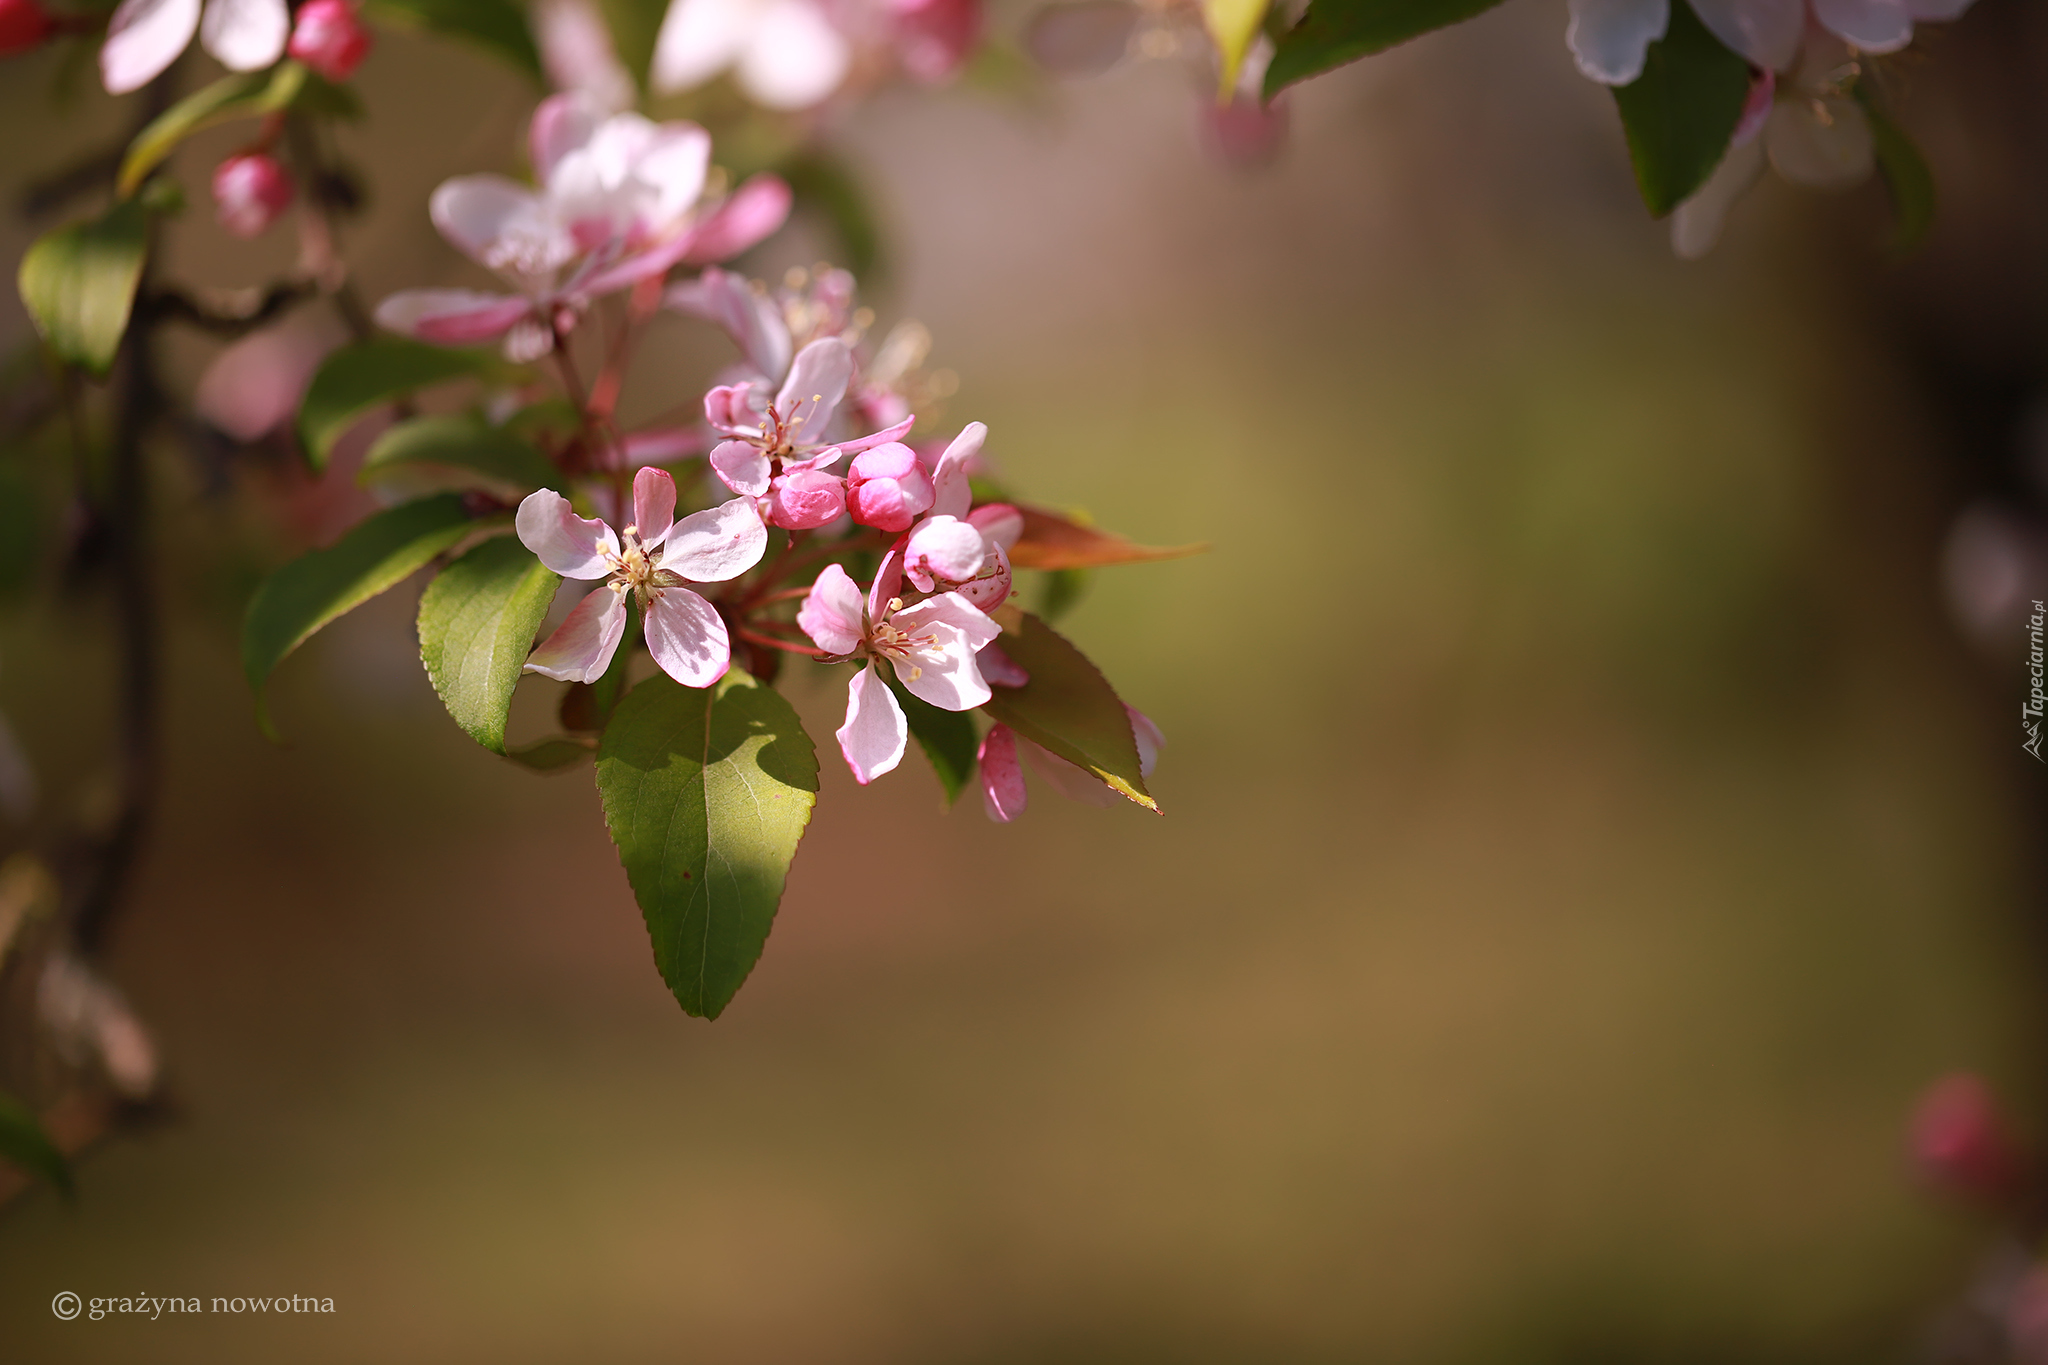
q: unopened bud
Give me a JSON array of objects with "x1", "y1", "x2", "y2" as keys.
[
  {"x1": 1911, "y1": 1073, "x2": 2023, "y2": 1204},
  {"x1": 846, "y1": 442, "x2": 935, "y2": 532},
  {"x1": 212, "y1": 153, "x2": 294, "y2": 239},
  {"x1": 0, "y1": 0, "x2": 53, "y2": 56},
  {"x1": 287, "y1": 0, "x2": 372, "y2": 80}
]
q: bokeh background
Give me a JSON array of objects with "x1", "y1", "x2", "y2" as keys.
[{"x1": 2, "y1": 1, "x2": 2046, "y2": 1358}]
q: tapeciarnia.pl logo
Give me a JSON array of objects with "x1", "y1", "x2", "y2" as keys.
[{"x1": 2026, "y1": 599, "x2": 2045, "y2": 762}]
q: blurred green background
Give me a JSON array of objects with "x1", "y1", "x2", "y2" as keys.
[{"x1": 0, "y1": 1, "x2": 2041, "y2": 1359}]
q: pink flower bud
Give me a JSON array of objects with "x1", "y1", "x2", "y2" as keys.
[
  {"x1": 766, "y1": 469, "x2": 845, "y2": 530},
  {"x1": 0, "y1": 0, "x2": 53, "y2": 56},
  {"x1": 287, "y1": 0, "x2": 372, "y2": 80},
  {"x1": 846, "y1": 442, "x2": 934, "y2": 532},
  {"x1": 1911, "y1": 1073, "x2": 2022, "y2": 1204},
  {"x1": 212, "y1": 153, "x2": 294, "y2": 239},
  {"x1": 890, "y1": 0, "x2": 978, "y2": 82}
]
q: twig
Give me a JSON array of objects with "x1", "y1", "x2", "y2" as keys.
[{"x1": 148, "y1": 280, "x2": 319, "y2": 337}]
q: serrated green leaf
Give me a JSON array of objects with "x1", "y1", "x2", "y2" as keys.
[
  {"x1": 362, "y1": 413, "x2": 565, "y2": 495},
  {"x1": 1610, "y1": 0, "x2": 1752, "y2": 217},
  {"x1": 983, "y1": 608, "x2": 1156, "y2": 811},
  {"x1": 298, "y1": 339, "x2": 495, "y2": 470},
  {"x1": 1203, "y1": 0, "x2": 1267, "y2": 96},
  {"x1": 17, "y1": 199, "x2": 149, "y2": 377},
  {"x1": 885, "y1": 672, "x2": 978, "y2": 806},
  {"x1": 118, "y1": 62, "x2": 307, "y2": 198},
  {"x1": 0, "y1": 1090, "x2": 72, "y2": 1200},
  {"x1": 597, "y1": 670, "x2": 819, "y2": 1019},
  {"x1": 1265, "y1": 0, "x2": 1506, "y2": 98},
  {"x1": 243, "y1": 494, "x2": 479, "y2": 734},
  {"x1": 1861, "y1": 97, "x2": 1935, "y2": 257},
  {"x1": 418, "y1": 534, "x2": 559, "y2": 753},
  {"x1": 363, "y1": 0, "x2": 543, "y2": 79}
]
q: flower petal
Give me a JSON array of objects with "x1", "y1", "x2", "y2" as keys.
[
  {"x1": 651, "y1": 0, "x2": 756, "y2": 92},
  {"x1": 643, "y1": 585, "x2": 731, "y2": 687},
  {"x1": 1688, "y1": 0, "x2": 1800, "y2": 70},
  {"x1": 889, "y1": 625, "x2": 989, "y2": 712},
  {"x1": 1670, "y1": 134, "x2": 1764, "y2": 260},
  {"x1": 927, "y1": 420, "x2": 985, "y2": 519},
  {"x1": 101, "y1": 0, "x2": 200, "y2": 93},
  {"x1": 1765, "y1": 95, "x2": 1873, "y2": 188},
  {"x1": 669, "y1": 267, "x2": 794, "y2": 383},
  {"x1": 1565, "y1": 0, "x2": 1667, "y2": 85},
  {"x1": 524, "y1": 584, "x2": 628, "y2": 681},
  {"x1": 766, "y1": 469, "x2": 846, "y2": 529},
  {"x1": 979, "y1": 724, "x2": 1027, "y2": 822},
  {"x1": 867, "y1": 545, "x2": 905, "y2": 622},
  {"x1": 797, "y1": 563, "x2": 866, "y2": 654},
  {"x1": 660, "y1": 495, "x2": 767, "y2": 582},
  {"x1": 530, "y1": 92, "x2": 607, "y2": 187},
  {"x1": 683, "y1": 173, "x2": 795, "y2": 265},
  {"x1": 516, "y1": 489, "x2": 620, "y2": 578},
  {"x1": 631, "y1": 467, "x2": 678, "y2": 546},
  {"x1": 833, "y1": 414, "x2": 916, "y2": 456},
  {"x1": 776, "y1": 337, "x2": 854, "y2": 444},
  {"x1": 430, "y1": 176, "x2": 559, "y2": 270},
  {"x1": 199, "y1": 0, "x2": 287, "y2": 70},
  {"x1": 837, "y1": 665, "x2": 907, "y2": 784},
  {"x1": 536, "y1": 0, "x2": 636, "y2": 113},
  {"x1": 896, "y1": 591, "x2": 1000, "y2": 652},
  {"x1": 967, "y1": 502, "x2": 1023, "y2": 551},
  {"x1": 735, "y1": 0, "x2": 850, "y2": 109},
  {"x1": 709, "y1": 439, "x2": 772, "y2": 496},
  {"x1": 1811, "y1": 0, "x2": 1913, "y2": 49},
  {"x1": 976, "y1": 640, "x2": 1029, "y2": 688},
  {"x1": 374, "y1": 289, "x2": 531, "y2": 345},
  {"x1": 903, "y1": 514, "x2": 987, "y2": 590}
]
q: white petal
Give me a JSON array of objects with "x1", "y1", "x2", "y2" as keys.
[
  {"x1": 529, "y1": 93, "x2": 607, "y2": 187},
  {"x1": 775, "y1": 338, "x2": 853, "y2": 444},
  {"x1": 430, "y1": 176, "x2": 564, "y2": 274},
  {"x1": 895, "y1": 592, "x2": 1000, "y2": 651},
  {"x1": 515, "y1": 489, "x2": 619, "y2": 578},
  {"x1": 1812, "y1": 0, "x2": 1913, "y2": 50},
  {"x1": 651, "y1": 0, "x2": 756, "y2": 92},
  {"x1": 1765, "y1": 96, "x2": 1873, "y2": 188},
  {"x1": 837, "y1": 666, "x2": 907, "y2": 784},
  {"x1": 1670, "y1": 134, "x2": 1764, "y2": 259},
  {"x1": 889, "y1": 622, "x2": 991, "y2": 712},
  {"x1": 735, "y1": 0, "x2": 849, "y2": 109},
  {"x1": 928, "y1": 420, "x2": 985, "y2": 519},
  {"x1": 643, "y1": 586, "x2": 730, "y2": 687},
  {"x1": 1688, "y1": 0, "x2": 1800, "y2": 70},
  {"x1": 100, "y1": 0, "x2": 200, "y2": 93},
  {"x1": 525, "y1": 585, "x2": 628, "y2": 681},
  {"x1": 709, "y1": 439, "x2": 772, "y2": 497},
  {"x1": 903, "y1": 515, "x2": 987, "y2": 590},
  {"x1": 797, "y1": 563, "x2": 865, "y2": 655},
  {"x1": 1565, "y1": 0, "x2": 1666, "y2": 85},
  {"x1": 659, "y1": 496, "x2": 767, "y2": 582},
  {"x1": 636, "y1": 124, "x2": 713, "y2": 230},
  {"x1": 199, "y1": 0, "x2": 287, "y2": 70}
]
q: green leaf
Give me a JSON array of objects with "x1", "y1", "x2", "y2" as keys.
[
  {"x1": 596, "y1": 670, "x2": 819, "y2": 1019},
  {"x1": 17, "y1": 199, "x2": 149, "y2": 377},
  {"x1": 506, "y1": 735, "x2": 596, "y2": 771},
  {"x1": 1265, "y1": 0, "x2": 1506, "y2": 98},
  {"x1": 0, "y1": 1091, "x2": 72, "y2": 1200},
  {"x1": 298, "y1": 339, "x2": 495, "y2": 470},
  {"x1": 362, "y1": 413, "x2": 565, "y2": 495},
  {"x1": 885, "y1": 672, "x2": 978, "y2": 807},
  {"x1": 1861, "y1": 97, "x2": 1936, "y2": 257},
  {"x1": 1610, "y1": 0, "x2": 1752, "y2": 217},
  {"x1": 418, "y1": 534, "x2": 560, "y2": 753},
  {"x1": 243, "y1": 494, "x2": 479, "y2": 734},
  {"x1": 363, "y1": 0, "x2": 544, "y2": 79},
  {"x1": 117, "y1": 62, "x2": 307, "y2": 198},
  {"x1": 1036, "y1": 567, "x2": 1091, "y2": 623},
  {"x1": 983, "y1": 608, "x2": 1156, "y2": 811}
]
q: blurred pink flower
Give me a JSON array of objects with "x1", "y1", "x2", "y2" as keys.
[
  {"x1": 287, "y1": 0, "x2": 371, "y2": 80},
  {"x1": 0, "y1": 0, "x2": 54, "y2": 55},
  {"x1": 652, "y1": 0, "x2": 850, "y2": 109},
  {"x1": 1568, "y1": 0, "x2": 1974, "y2": 85},
  {"x1": 195, "y1": 314, "x2": 345, "y2": 442},
  {"x1": 212, "y1": 152, "x2": 293, "y2": 238},
  {"x1": 978, "y1": 706, "x2": 1160, "y2": 822},
  {"x1": 1912, "y1": 1073, "x2": 2023, "y2": 1205},
  {"x1": 101, "y1": 0, "x2": 287, "y2": 93}
]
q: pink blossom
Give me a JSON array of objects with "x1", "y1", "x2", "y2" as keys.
[
  {"x1": 846, "y1": 442, "x2": 933, "y2": 532},
  {"x1": 212, "y1": 153, "x2": 293, "y2": 239},
  {"x1": 287, "y1": 0, "x2": 371, "y2": 80},
  {"x1": 1911, "y1": 1073, "x2": 2023, "y2": 1205},
  {"x1": 978, "y1": 707, "x2": 1160, "y2": 823},
  {"x1": 652, "y1": 0, "x2": 850, "y2": 109},
  {"x1": 535, "y1": 0, "x2": 634, "y2": 111},
  {"x1": 516, "y1": 467, "x2": 766, "y2": 687},
  {"x1": 797, "y1": 552, "x2": 1000, "y2": 783},
  {"x1": 891, "y1": 0, "x2": 979, "y2": 81},
  {"x1": 902, "y1": 423, "x2": 1016, "y2": 609},
  {"x1": 101, "y1": 0, "x2": 288, "y2": 93}
]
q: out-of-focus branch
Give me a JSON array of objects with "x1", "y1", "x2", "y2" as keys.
[{"x1": 149, "y1": 279, "x2": 320, "y2": 337}]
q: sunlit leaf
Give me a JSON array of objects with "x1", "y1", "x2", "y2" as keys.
[
  {"x1": 418, "y1": 533, "x2": 560, "y2": 753},
  {"x1": 298, "y1": 338, "x2": 495, "y2": 470},
  {"x1": 983, "y1": 607, "x2": 1156, "y2": 811},
  {"x1": 17, "y1": 199, "x2": 149, "y2": 377},
  {"x1": 363, "y1": 0, "x2": 543, "y2": 78},
  {"x1": 243, "y1": 494, "x2": 480, "y2": 735},
  {"x1": 1265, "y1": 0, "x2": 1506, "y2": 98},
  {"x1": 596, "y1": 670, "x2": 819, "y2": 1019},
  {"x1": 118, "y1": 62, "x2": 306, "y2": 198},
  {"x1": 361, "y1": 413, "x2": 565, "y2": 495},
  {"x1": 1610, "y1": 0, "x2": 1751, "y2": 217},
  {"x1": 885, "y1": 672, "x2": 978, "y2": 806},
  {"x1": 0, "y1": 1091, "x2": 72, "y2": 1200},
  {"x1": 1007, "y1": 504, "x2": 1208, "y2": 572}
]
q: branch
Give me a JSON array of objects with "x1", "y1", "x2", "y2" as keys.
[{"x1": 147, "y1": 280, "x2": 319, "y2": 337}]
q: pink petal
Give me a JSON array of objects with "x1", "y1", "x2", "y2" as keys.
[
  {"x1": 976, "y1": 640, "x2": 1029, "y2": 688},
  {"x1": 643, "y1": 585, "x2": 731, "y2": 687},
  {"x1": 631, "y1": 466, "x2": 677, "y2": 546},
  {"x1": 837, "y1": 665, "x2": 907, "y2": 784},
  {"x1": 867, "y1": 546, "x2": 905, "y2": 622},
  {"x1": 766, "y1": 469, "x2": 846, "y2": 529},
  {"x1": 374, "y1": 289, "x2": 531, "y2": 346},
  {"x1": 101, "y1": 0, "x2": 200, "y2": 93},
  {"x1": 953, "y1": 542, "x2": 1011, "y2": 611},
  {"x1": 710, "y1": 438, "x2": 771, "y2": 496},
  {"x1": 1125, "y1": 705, "x2": 1162, "y2": 777},
  {"x1": 979, "y1": 724, "x2": 1027, "y2": 822},
  {"x1": 516, "y1": 489, "x2": 619, "y2": 578},
  {"x1": 199, "y1": 0, "x2": 286, "y2": 70},
  {"x1": 968, "y1": 502, "x2": 1023, "y2": 551},
  {"x1": 530, "y1": 92, "x2": 606, "y2": 187},
  {"x1": 903, "y1": 514, "x2": 986, "y2": 590},
  {"x1": 704, "y1": 382, "x2": 762, "y2": 433},
  {"x1": 798, "y1": 564, "x2": 866, "y2": 654},
  {"x1": 579, "y1": 226, "x2": 701, "y2": 297},
  {"x1": 659, "y1": 495, "x2": 767, "y2": 582},
  {"x1": 535, "y1": 1, "x2": 635, "y2": 112},
  {"x1": 833, "y1": 413, "x2": 916, "y2": 456},
  {"x1": 927, "y1": 420, "x2": 985, "y2": 519},
  {"x1": 669, "y1": 267, "x2": 793, "y2": 382},
  {"x1": 776, "y1": 338, "x2": 853, "y2": 443},
  {"x1": 897, "y1": 591, "x2": 1000, "y2": 652},
  {"x1": 430, "y1": 176, "x2": 556, "y2": 268},
  {"x1": 525, "y1": 584, "x2": 628, "y2": 681},
  {"x1": 734, "y1": 0, "x2": 850, "y2": 109},
  {"x1": 683, "y1": 173, "x2": 795, "y2": 264},
  {"x1": 651, "y1": 0, "x2": 751, "y2": 94}
]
